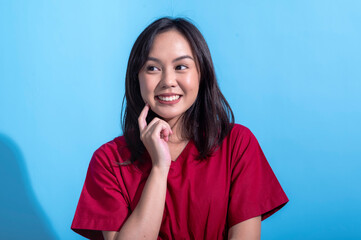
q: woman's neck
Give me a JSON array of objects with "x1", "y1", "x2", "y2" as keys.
[{"x1": 165, "y1": 115, "x2": 187, "y2": 144}]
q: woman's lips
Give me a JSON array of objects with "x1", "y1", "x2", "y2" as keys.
[{"x1": 155, "y1": 95, "x2": 182, "y2": 104}]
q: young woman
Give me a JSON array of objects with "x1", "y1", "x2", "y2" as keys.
[{"x1": 71, "y1": 17, "x2": 288, "y2": 240}]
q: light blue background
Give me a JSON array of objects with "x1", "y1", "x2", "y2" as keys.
[{"x1": 1, "y1": 1, "x2": 360, "y2": 239}]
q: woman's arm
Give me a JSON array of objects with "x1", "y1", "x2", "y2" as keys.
[
  {"x1": 103, "y1": 104, "x2": 173, "y2": 240},
  {"x1": 103, "y1": 166, "x2": 168, "y2": 240},
  {"x1": 228, "y1": 216, "x2": 261, "y2": 240}
]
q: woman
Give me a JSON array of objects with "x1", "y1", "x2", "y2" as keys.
[{"x1": 71, "y1": 17, "x2": 288, "y2": 240}]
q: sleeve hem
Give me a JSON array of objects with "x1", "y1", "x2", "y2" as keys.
[
  {"x1": 228, "y1": 196, "x2": 289, "y2": 228},
  {"x1": 71, "y1": 217, "x2": 125, "y2": 240}
]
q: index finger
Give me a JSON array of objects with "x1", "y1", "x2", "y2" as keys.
[{"x1": 138, "y1": 103, "x2": 150, "y2": 132}]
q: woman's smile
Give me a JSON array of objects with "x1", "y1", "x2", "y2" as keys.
[{"x1": 155, "y1": 94, "x2": 182, "y2": 104}]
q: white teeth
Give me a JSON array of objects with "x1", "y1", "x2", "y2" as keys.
[{"x1": 158, "y1": 95, "x2": 180, "y2": 101}]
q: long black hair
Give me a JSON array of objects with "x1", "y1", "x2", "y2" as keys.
[{"x1": 121, "y1": 17, "x2": 234, "y2": 163}]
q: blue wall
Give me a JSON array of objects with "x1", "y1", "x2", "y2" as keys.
[{"x1": 1, "y1": 1, "x2": 360, "y2": 239}]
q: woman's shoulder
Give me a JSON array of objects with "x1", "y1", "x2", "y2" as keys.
[
  {"x1": 224, "y1": 123, "x2": 262, "y2": 150},
  {"x1": 93, "y1": 135, "x2": 127, "y2": 153},
  {"x1": 229, "y1": 123, "x2": 254, "y2": 138},
  {"x1": 91, "y1": 135, "x2": 131, "y2": 165}
]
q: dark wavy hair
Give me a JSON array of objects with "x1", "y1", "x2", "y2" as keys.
[{"x1": 121, "y1": 17, "x2": 234, "y2": 163}]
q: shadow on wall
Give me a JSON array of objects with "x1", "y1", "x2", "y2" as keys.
[{"x1": 0, "y1": 134, "x2": 58, "y2": 240}]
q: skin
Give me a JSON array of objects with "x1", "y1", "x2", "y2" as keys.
[{"x1": 103, "y1": 30, "x2": 261, "y2": 240}]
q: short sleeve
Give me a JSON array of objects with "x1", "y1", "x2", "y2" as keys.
[
  {"x1": 71, "y1": 147, "x2": 130, "y2": 240},
  {"x1": 227, "y1": 127, "x2": 289, "y2": 227}
]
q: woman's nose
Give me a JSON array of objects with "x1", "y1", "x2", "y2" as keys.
[{"x1": 161, "y1": 68, "x2": 177, "y2": 88}]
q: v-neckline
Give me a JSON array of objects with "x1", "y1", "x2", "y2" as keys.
[
  {"x1": 170, "y1": 140, "x2": 190, "y2": 161},
  {"x1": 169, "y1": 139, "x2": 193, "y2": 168}
]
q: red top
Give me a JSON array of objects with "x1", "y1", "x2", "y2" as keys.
[{"x1": 71, "y1": 124, "x2": 289, "y2": 239}]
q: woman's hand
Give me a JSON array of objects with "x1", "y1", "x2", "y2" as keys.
[{"x1": 138, "y1": 104, "x2": 173, "y2": 171}]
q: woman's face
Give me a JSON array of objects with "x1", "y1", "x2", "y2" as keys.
[{"x1": 138, "y1": 30, "x2": 200, "y2": 125}]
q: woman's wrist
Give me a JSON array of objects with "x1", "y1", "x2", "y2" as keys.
[{"x1": 151, "y1": 164, "x2": 170, "y2": 178}]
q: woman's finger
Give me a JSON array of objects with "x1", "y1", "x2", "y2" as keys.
[
  {"x1": 142, "y1": 118, "x2": 172, "y2": 142},
  {"x1": 152, "y1": 121, "x2": 172, "y2": 142},
  {"x1": 138, "y1": 104, "x2": 150, "y2": 133},
  {"x1": 160, "y1": 127, "x2": 172, "y2": 142},
  {"x1": 144, "y1": 119, "x2": 160, "y2": 139},
  {"x1": 145, "y1": 117, "x2": 161, "y2": 131}
]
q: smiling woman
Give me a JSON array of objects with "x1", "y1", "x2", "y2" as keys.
[{"x1": 71, "y1": 17, "x2": 289, "y2": 240}]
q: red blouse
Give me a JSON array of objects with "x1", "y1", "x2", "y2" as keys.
[{"x1": 71, "y1": 124, "x2": 288, "y2": 239}]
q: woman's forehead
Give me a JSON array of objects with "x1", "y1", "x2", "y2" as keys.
[{"x1": 146, "y1": 30, "x2": 196, "y2": 64}]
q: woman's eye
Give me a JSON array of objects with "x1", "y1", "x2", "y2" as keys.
[
  {"x1": 146, "y1": 66, "x2": 160, "y2": 71},
  {"x1": 175, "y1": 65, "x2": 187, "y2": 70}
]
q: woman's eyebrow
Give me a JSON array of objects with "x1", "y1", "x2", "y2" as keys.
[
  {"x1": 146, "y1": 55, "x2": 194, "y2": 63},
  {"x1": 172, "y1": 55, "x2": 194, "y2": 62},
  {"x1": 147, "y1": 57, "x2": 161, "y2": 63}
]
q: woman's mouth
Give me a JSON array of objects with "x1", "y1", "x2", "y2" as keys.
[{"x1": 155, "y1": 95, "x2": 182, "y2": 104}]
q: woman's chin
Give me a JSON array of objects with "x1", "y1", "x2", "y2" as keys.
[{"x1": 157, "y1": 114, "x2": 178, "y2": 121}]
